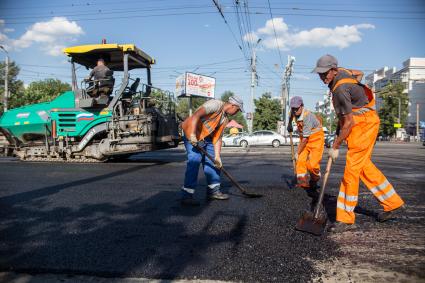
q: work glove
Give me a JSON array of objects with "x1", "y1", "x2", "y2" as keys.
[
  {"x1": 189, "y1": 134, "x2": 198, "y2": 147},
  {"x1": 328, "y1": 148, "x2": 339, "y2": 162},
  {"x1": 287, "y1": 123, "x2": 293, "y2": 133},
  {"x1": 214, "y1": 156, "x2": 223, "y2": 169}
]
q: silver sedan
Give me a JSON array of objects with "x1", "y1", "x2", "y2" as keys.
[{"x1": 237, "y1": 130, "x2": 286, "y2": 148}]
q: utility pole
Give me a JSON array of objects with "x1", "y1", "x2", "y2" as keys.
[
  {"x1": 417, "y1": 103, "x2": 420, "y2": 142},
  {"x1": 248, "y1": 38, "x2": 261, "y2": 134},
  {"x1": 0, "y1": 46, "x2": 8, "y2": 112},
  {"x1": 281, "y1": 55, "x2": 295, "y2": 138}
]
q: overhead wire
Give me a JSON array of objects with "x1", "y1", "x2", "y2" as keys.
[{"x1": 266, "y1": 0, "x2": 284, "y2": 69}]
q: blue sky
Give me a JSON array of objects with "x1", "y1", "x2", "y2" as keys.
[{"x1": 0, "y1": 0, "x2": 424, "y2": 112}]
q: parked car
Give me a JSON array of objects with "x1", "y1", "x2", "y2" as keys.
[
  {"x1": 238, "y1": 130, "x2": 285, "y2": 148},
  {"x1": 287, "y1": 133, "x2": 300, "y2": 145},
  {"x1": 222, "y1": 132, "x2": 245, "y2": 147}
]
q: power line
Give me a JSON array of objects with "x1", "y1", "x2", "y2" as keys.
[
  {"x1": 0, "y1": 0, "x2": 171, "y2": 10},
  {"x1": 266, "y1": 0, "x2": 284, "y2": 69},
  {"x1": 0, "y1": 5, "x2": 212, "y2": 21},
  {"x1": 4, "y1": 9, "x2": 424, "y2": 25},
  {"x1": 211, "y1": 0, "x2": 247, "y2": 60}
]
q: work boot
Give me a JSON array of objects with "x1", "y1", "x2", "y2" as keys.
[
  {"x1": 208, "y1": 191, "x2": 230, "y2": 200},
  {"x1": 180, "y1": 197, "x2": 200, "y2": 206},
  {"x1": 377, "y1": 205, "x2": 406, "y2": 222},
  {"x1": 328, "y1": 221, "x2": 357, "y2": 233},
  {"x1": 207, "y1": 184, "x2": 229, "y2": 200}
]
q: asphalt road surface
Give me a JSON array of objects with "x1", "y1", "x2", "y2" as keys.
[{"x1": 0, "y1": 143, "x2": 424, "y2": 282}]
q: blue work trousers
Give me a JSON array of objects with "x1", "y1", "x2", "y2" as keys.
[{"x1": 182, "y1": 137, "x2": 221, "y2": 197}]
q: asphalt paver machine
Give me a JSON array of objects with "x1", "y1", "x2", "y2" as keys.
[{"x1": 0, "y1": 43, "x2": 180, "y2": 162}]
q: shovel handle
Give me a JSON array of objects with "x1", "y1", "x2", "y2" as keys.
[
  {"x1": 289, "y1": 132, "x2": 297, "y2": 175},
  {"x1": 195, "y1": 144, "x2": 249, "y2": 195},
  {"x1": 313, "y1": 157, "x2": 333, "y2": 219}
]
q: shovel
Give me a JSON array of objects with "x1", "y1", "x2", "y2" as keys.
[
  {"x1": 195, "y1": 144, "x2": 263, "y2": 198},
  {"x1": 288, "y1": 132, "x2": 297, "y2": 188},
  {"x1": 295, "y1": 157, "x2": 332, "y2": 236}
]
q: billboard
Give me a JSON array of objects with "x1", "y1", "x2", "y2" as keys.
[{"x1": 176, "y1": 72, "x2": 216, "y2": 98}]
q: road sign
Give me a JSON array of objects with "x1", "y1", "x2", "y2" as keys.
[{"x1": 394, "y1": 123, "x2": 402, "y2": 128}]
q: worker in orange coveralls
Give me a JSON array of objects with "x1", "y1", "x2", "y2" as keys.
[{"x1": 312, "y1": 54, "x2": 405, "y2": 233}]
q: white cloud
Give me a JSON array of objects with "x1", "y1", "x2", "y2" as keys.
[
  {"x1": 246, "y1": 18, "x2": 375, "y2": 50},
  {"x1": 0, "y1": 17, "x2": 84, "y2": 56},
  {"x1": 243, "y1": 32, "x2": 259, "y2": 44},
  {"x1": 3, "y1": 28, "x2": 14, "y2": 33}
]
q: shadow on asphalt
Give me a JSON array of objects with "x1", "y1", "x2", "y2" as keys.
[
  {"x1": 0, "y1": 162, "x2": 169, "y2": 206},
  {"x1": 0, "y1": 189, "x2": 249, "y2": 280}
]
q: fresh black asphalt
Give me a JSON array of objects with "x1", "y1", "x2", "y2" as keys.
[{"x1": 0, "y1": 143, "x2": 424, "y2": 282}]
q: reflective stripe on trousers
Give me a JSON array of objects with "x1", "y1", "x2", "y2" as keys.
[
  {"x1": 336, "y1": 110, "x2": 404, "y2": 224},
  {"x1": 296, "y1": 130, "x2": 324, "y2": 187}
]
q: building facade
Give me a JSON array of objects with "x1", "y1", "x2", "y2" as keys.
[{"x1": 365, "y1": 58, "x2": 425, "y2": 136}]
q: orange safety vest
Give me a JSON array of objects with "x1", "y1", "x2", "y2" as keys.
[
  {"x1": 294, "y1": 109, "x2": 322, "y2": 140},
  {"x1": 182, "y1": 105, "x2": 228, "y2": 144},
  {"x1": 331, "y1": 68, "x2": 376, "y2": 114}
]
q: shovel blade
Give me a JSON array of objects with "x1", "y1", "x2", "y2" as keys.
[
  {"x1": 295, "y1": 211, "x2": 327, "y2": 236},
  {"x1": 243, "y1": 192, "x2": 263, "y2": 198}
]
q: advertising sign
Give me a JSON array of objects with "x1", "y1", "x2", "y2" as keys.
[
  {"x1": 176, "y1": 72, "x2": 215, "y2": 98},
  {"x1": 175, "y1": 74, "x2": 186, "y2": 97}
]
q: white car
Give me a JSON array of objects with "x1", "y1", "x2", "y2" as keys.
[
  {"x1": 286, "y1": 133, "x2": 300, "y2": 145},
  {"x1": 238, "y1": 130, "x2": 286, "y2": 148},
  {"x1": 222, "y1": 133, "x2": 245, "y2": 147}
]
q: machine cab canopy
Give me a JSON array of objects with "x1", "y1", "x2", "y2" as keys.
[{"x1": 63, "y1": 43, "x2": 155, "y2": 71}]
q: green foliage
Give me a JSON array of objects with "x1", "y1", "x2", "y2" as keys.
[
  {"x1": 315, "y1": 112, "x2": 337, "y2": 133},
  {"x1": 0, "y1": 61, "x2": 25, "y2": 113},
  {"x1": 220, "y1": 90, "x2": 247, "y2": 131},
  {"x1": 176, "y1": 96, "x2": 207, "y2": 121},
  {"x1": 149, "y1": 88, "x2": 177, "y2": 114},
  {"x1": 253, "y1": 92, "x2": 281, "y2": 131},
  {"x1": 8, "y1": 78, "x2": 71, "y2": 109},
  {"x1": 376, "y1": 83, "x2": 408, "y2": 136}
]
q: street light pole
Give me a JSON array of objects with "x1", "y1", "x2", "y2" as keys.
[{"x1": 0, "y1": 46, "x2": 8, "y2": 112}]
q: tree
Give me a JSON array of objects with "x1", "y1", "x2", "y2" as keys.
[
  {"x1": 0, "y1": 60, "x2": 25, "y2": 113},
  {"x1": 9, "y1": 79, "x2": 71, "y2": 109},
  {"x1": 376, "y1": 83, "x2": 408, "y2": 137},
  {"x1": 315, "y1": 112, "x2": 337, "y2": 134},
  {"x1": 149, "y1": 88, "x2": 178, "y2": 115},
  {"x1": 175, "y1": 96, "x2": 207, "y2": 121},
  {"x1": 253, "y1": 92, "x2": 281, "y2": 131},
  {"x1": 220, "y1": 90, "x2": 247, "y2": 131}
]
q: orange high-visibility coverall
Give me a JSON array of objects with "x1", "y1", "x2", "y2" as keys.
[
  {"x1": 295, "y1": 110, "x2": 324, "y2": 188},
  {"x1": 333, "y1": 78, "x2": 404, "y2": 224}
]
